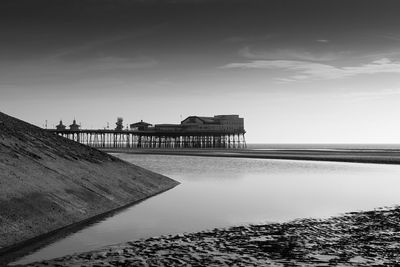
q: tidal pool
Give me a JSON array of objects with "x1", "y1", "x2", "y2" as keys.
[{"x1": 13, "y1": 154, "x2": 400, "y2": 264}]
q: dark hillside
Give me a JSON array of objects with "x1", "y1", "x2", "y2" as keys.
[{"x1": 0, "y1": 112, "x2": 178, "y2": 250}]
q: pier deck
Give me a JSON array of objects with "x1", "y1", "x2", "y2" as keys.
[{"x1": 46, "y1": 129, "x2": 246, "y2": 149}]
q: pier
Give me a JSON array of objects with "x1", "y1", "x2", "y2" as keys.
[
  {"x1": 46, "y1": 129, "x2": 246, "y2": 149},
  {"x1": 47, "y1": 115, "x2": 246, "y2": 149}
]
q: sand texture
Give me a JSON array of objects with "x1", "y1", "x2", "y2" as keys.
[
  {"x1": 25, "y1": 206, "x2": 400, "y2": 266},
  {"x1": 0, "y1": 112, "x2": 179, "y2": 251}
]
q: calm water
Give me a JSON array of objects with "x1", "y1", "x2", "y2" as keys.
[
  {"x1": 14, "y1": 154, "x2": 400, "y2": 264},
  {"x1": 247, "y1": 143, "x2": 400, "y2": 150}
]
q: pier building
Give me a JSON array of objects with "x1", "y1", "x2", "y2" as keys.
[
  {"x1": 56, "y1": 120, "x2": 66, "y2": 131},
  {"x1": 69, "y1": 119, "x2": 80, "y2": 131},
  {"x1": 48, "y1": 115, "x2": 246, "y2": 149},
  {"x1": 130, "y1": 120, "x2": 152, "y2": 131},
  {"x1": 180, "y1": 115, "x2": 244, "y2": 132}
]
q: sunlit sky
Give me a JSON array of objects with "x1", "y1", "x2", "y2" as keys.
[{"x1": 2, "y1": 0, "x2": 400, "y2": 143}]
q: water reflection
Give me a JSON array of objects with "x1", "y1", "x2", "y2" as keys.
[{"x1": 14, "y1": 155, "x2": 400, "y2": 265}]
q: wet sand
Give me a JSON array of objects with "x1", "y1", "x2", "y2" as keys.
[
  {"x1": 24, "y1": 206, "x2": 400, "y2": 266},
  {"x1": 102, "y1": 148, "x2": 400, "y2": 165}
]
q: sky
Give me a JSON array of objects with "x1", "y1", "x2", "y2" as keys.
[{"x1": 2, "y1": 0, "x2": 400, "y2": 143}]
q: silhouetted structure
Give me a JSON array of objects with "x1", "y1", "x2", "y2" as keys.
[
  {"x1": 69, "y1": 119, "x2": 80, "y2": 131},
  {"x1": 130, "y1": 120, "x2": 152, "y2": 131},
  {"x1": 56, "y1": 120, "x2": 66, "y2": 130},
  {"x1": 49, "y1": 115, "x2": 246, "y2": 149},
  {"x1": 115, "y1": 117, "x2": 124, "y2": 131},
  {"x1": 180, "y1": 115, "x2": 244, "y2": 132}
]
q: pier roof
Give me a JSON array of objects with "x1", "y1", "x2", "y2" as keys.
[
  {"x1": 181, "y1": 116, "x2": 218, "y2": 124},
  {"x1": 130, "y1": 120, "x2": 152, "y2": 127}
]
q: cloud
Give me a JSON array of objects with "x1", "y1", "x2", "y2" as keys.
[
  {"x1": 339, "y1": 88, "x2": 400, "y2": 100},
  {"x1": 224, "y1": 35, "x2": 273, "y2": 43},
  {"x1": 46, "y1": 24, "x2": 165, "y2": 63},
  {"x1": 238, "y1": 46, "x2": 341, "y2": 62},
  {"x1": 316, "y1": 39, "x2": 330, "y2": 43},
  {"x1": 89, "y1": 56, "x2": 158, "y2": 71},
  {"x1": 381, "y1": 34, "x2": 400, "y2": 42},
  {"x1": 220, "y1": 58, "x2": 400, "y2": 81}
]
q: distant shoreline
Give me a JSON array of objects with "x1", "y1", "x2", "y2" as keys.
[{"x1": 101, "y1": 148, "x2": 400, "y2": 165}]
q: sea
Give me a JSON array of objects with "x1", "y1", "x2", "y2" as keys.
[
  {"x1": 11, "y1": 144, "x2": 400, "y2": 265},
  {"x1": 246, "y1": 143, "x2": 400, "y2": 150}
]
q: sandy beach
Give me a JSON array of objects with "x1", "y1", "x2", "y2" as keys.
[{"x1": 23, "y1": 205, "x2": 400, "y2": 266}]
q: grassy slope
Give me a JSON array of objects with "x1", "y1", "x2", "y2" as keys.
[{"x1": 0, "y1": 112, "x2": 179, "y2": 250}]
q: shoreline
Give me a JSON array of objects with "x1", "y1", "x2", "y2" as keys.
[
  {"x1": 0, "y1": 185, "x2": 178, "y2": 266},
  {"x1": 8, "y1": 149, "x2": 400, "y2": 265},
  {"x1": 22, "y1": 205, "x2": 400, "y2": 266},
  {"x1": 101, "y1": 148, "x2": 400, "y2": 165}
]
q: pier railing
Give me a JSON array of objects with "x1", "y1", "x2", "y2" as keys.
[{"x1": 46, "y1": 129, "x2": 246, "y2": 149}]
